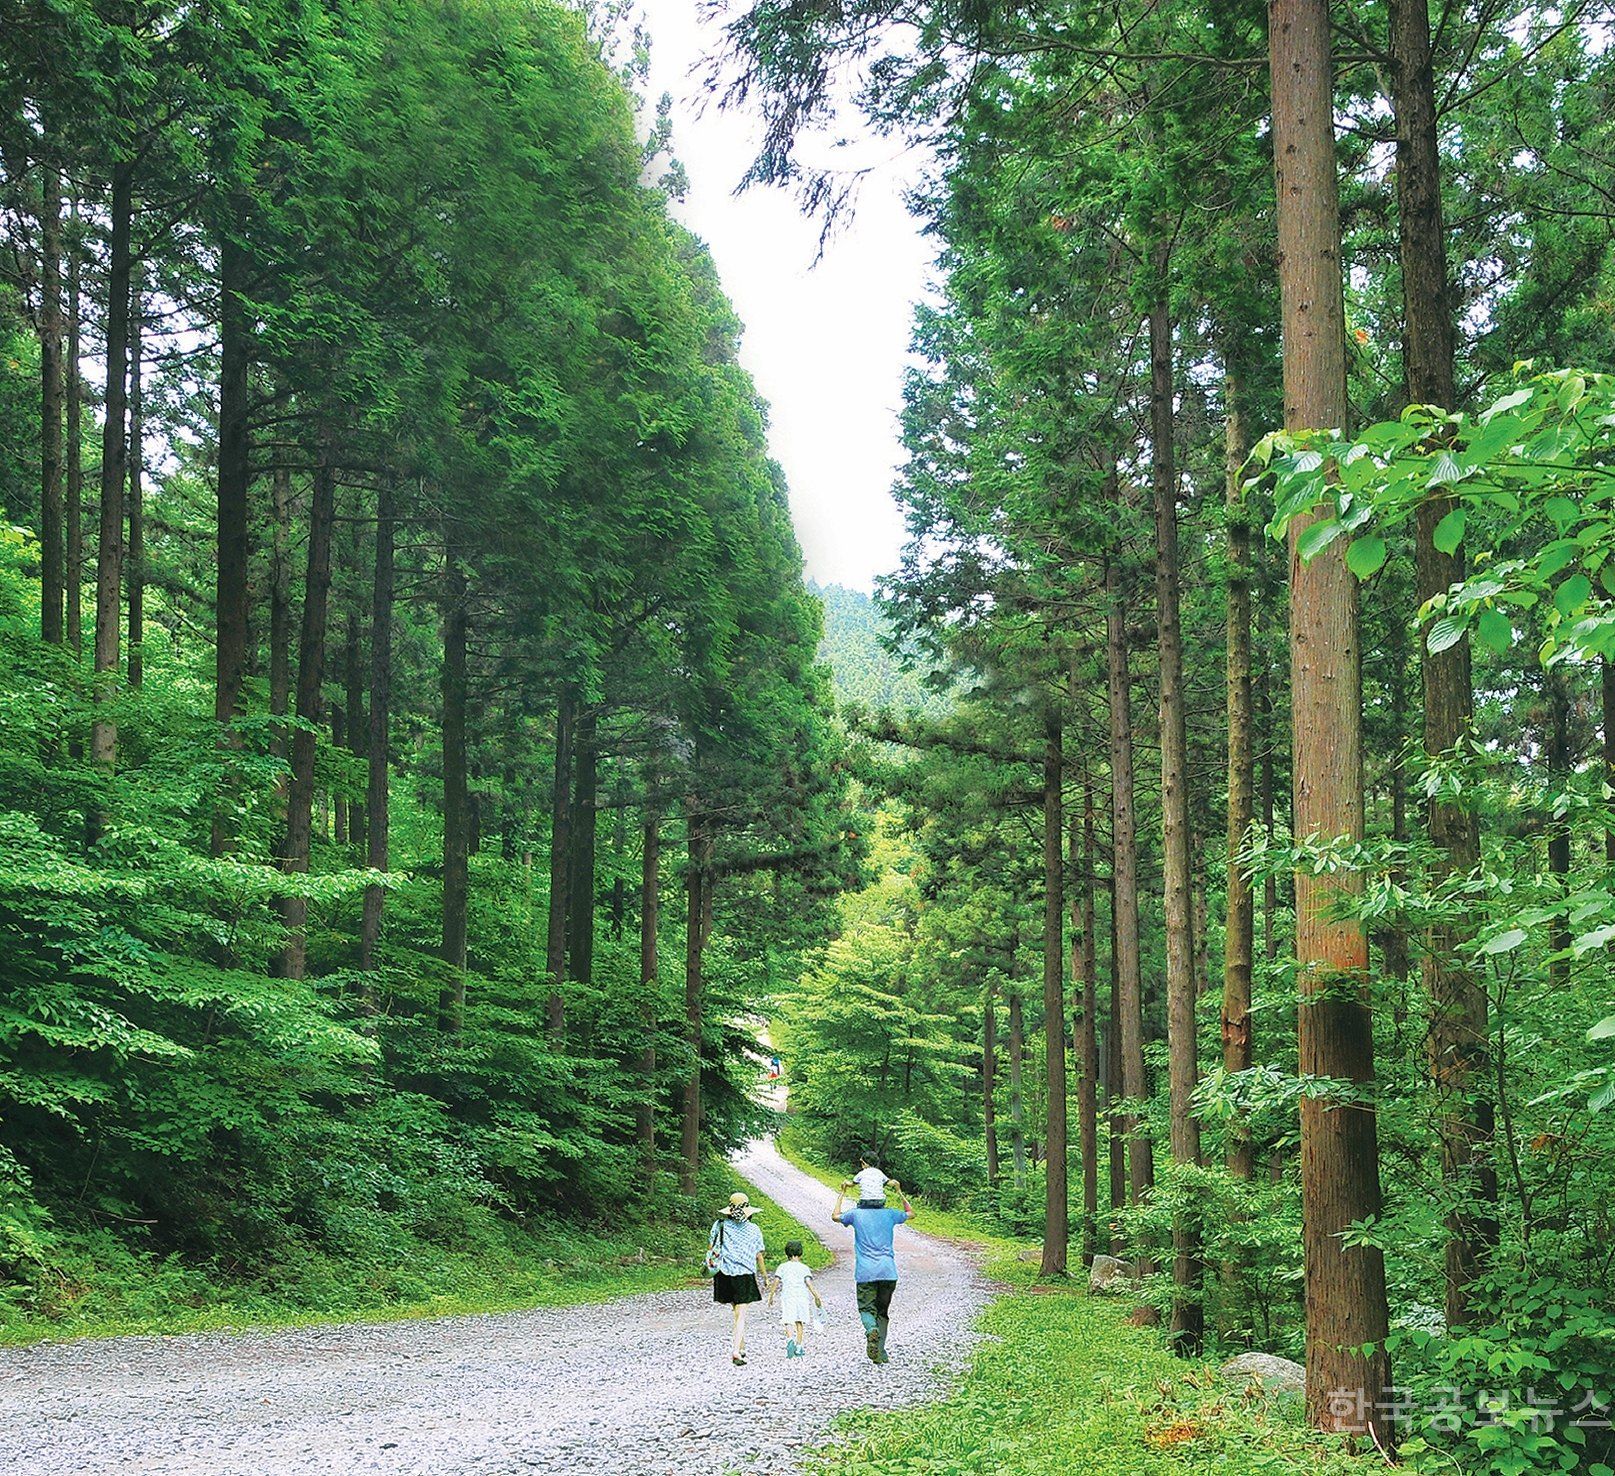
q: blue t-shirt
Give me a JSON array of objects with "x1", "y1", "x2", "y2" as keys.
[{"x1": 837, "y1": 1204, "x2": 909, "y2": 1282}]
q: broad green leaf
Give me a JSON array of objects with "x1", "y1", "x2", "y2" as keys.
[
  {"x1": 1480, "y1": 386, "x2": 1533, "y2": 423},
  {"x1": 1296, "y1": 519, "x2": 1343, "y2": 562},
  {"x1": 1545, "y1": 495, "x2": 1581, "y2": 530},
  {"x1": 1590, "y1": 1014, "x2": 1615, "y2": 1042},
  {"x1": 1428, "y1": 451, "x2": 1463, "y2": 486},
  {"x1": 1572, "y1": 924, "x2": 1615, "y2": 956},
  {"x1": 1479, "y1": 927, "x2": 1528, "y2": 955},
  {"x1": 1555, "y1": 573, "x2": 1593, "y2": 616},
  {"x1": 1540, "y1": 540, "x2": 1580, "y2": 577},
  {"x1": 1346, "y1": 535, "x2": 1387, "y2": 578},
  {"x1": 1476, "y1": 609, "x2": 1512, "y2": 652},
  {"x1": 1432, "y1": 506, "x2": 1466, "y2": 554},
  {"x1": 1427, "y1": 615, "x2": 1468, "y2": 654}
]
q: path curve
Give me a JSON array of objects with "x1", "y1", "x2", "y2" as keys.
[{"x1": 2, "y1": 1139, "x2": 988, "y2": 1475}]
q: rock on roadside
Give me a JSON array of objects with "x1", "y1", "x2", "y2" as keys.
[
  {"x1": 1087, "y1": 1254, "x2": 1133, "y2": 1294},
  {"x1": 1219, "y1": 1352, "x2": 1306, "y2": 1397}
]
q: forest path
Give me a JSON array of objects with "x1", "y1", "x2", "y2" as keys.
[{"x1": 3, "y1": 1138, "x2": 988, "y2": 1475}]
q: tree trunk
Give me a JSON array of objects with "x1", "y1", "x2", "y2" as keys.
[
  {"x1": 638, "y1": 808, "x2": 660, "y2": 1190},
  {"x1": 1383, "y1": 627, "x2": 1414, "y2": 1003},
  {"x1": 1192, "y1": 843, "x2": 1210, "y2": 1000},
  {"x1": 345, "y1": 611, "x2": 366, "y2": 854},
  {"x1": 1107, "y1": 902, "x2": 1126, "y2": 1252},
  {"x1": 39, "y1": 169, "x2": 65, "y2": 646},
  {"x1": 1390, "y1": 0, "x2": 1457, "y2": 419},
  {"x1": 359, "y1": 481, "x2": 394, "y2": 981},
  {"x1": 92, "y1": 162, "x2": 135, "y2": 772},
  {"x1": 680, "y1": 813, "x2": 709, "y2": 1196},
  {"x1": 1150, "y1": 272, "x2": 1202, "y2": 1351},
  {"x1": 1008, "y1": 987, "x2": 1026, "y2": 1193},
  {"x1": 1270, "y1": 0, "x2": 1393, "y2": 1433},
  {"x1": 1260, "y1": 670, "x2": 1279, "y2": 962},
  {"x1": 567, "y1": 706, "x2": 599, "y2": 984},
  {"x1": 268, "y1": 466, "x2": 293, "y2": 757},
  {"x1": 212, "y1": 231, "x2": 252, "y2": 853},
  {"x1": 1391, "y1": 0, "x2": 1495, "y2": 1329},
  {"x1": 544, "y1": 686, "x2": 576, "y2": 1039},
  {"x1": 1041, "y1": 706, "x2": 1069, "y2": 1276},
  {"x1": 277, "y1": 442, "x2": 336, "y2": 980},
  {"x1": 984, "y1": 982, "x2": 1000, "y2": 1189},
  {"x1": 1073, "y1": 762, "x2": 1100, "y2": 1262},
  {"x1": 610, "y1": 789, "x2": 628, "y2": 940},
  {"x1": 65, "y1": 198, "x2": 83, "y2": 657},
  {"x1": 332, "y1": 695, "x2": 347, "y2": 846},
  {"x1": 1223, "y1": 363, "x2": 1255, "y2": 1180},
  {"x1": 1106, "y1": 552, "x2": 1153, "y2": 1205},
  {"x1": 439, "y1": 539, "x2": 469, "y2": 1030},
  {"x1": 126, "y1": 274, "x2": 144, "y2": 689}
]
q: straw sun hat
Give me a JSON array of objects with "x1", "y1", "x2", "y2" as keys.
[{"x1": 721, "y1": 1191, "x2": 759, "y2": 1219}]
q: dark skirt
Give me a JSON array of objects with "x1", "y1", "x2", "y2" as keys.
[{"x1": 712, "y1": 1270, "x2": 761, "y2": 1306}]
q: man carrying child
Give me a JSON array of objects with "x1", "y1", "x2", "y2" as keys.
[{"x1": 831, "y1": 1156, "x2": 914, "y2": 1364}]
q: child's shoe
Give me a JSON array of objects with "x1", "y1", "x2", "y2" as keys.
[{"x1": 786, "y1": 1337, "x2": 799, "y2": 1358}]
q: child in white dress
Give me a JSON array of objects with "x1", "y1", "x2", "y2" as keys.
[{"x1": 769, "y1": 1240, "x2": 822, "y2": 1358}]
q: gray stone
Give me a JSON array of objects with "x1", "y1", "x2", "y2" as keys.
[
  {"x1": 1087, "y1": 1253, "x2": 1133, "y2": 1294},
  {"x1": 1219, "y1": 1352, "x2": 1307, "y2": 1396}
]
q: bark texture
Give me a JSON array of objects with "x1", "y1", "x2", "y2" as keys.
[
  {"x1": 1390, "y1": 0, "x2": 1496, "y2": 1328},
  {"x1": 215, "y1": 234, "x2": 252, "y2": 726},
  {"x1": 1223, "y1": 365, "x2": 1256, "y2": 1180},
  {"x1": 679, "y1": 815, "x2": 710, "y2": 1196},
  {"x1": 65, "y1": 199, "x2": 83, "y2": 656},
  {"x1": 544, "y1": 687, "x2": 576, "y2": 1040},
  {"x1": 211, "y1": 233, "x2": 252, "y2": 854},
  {"x1": 638, "y1": 810, "x2": 660, "y2": 1189},
  {"x1": 984, "y1": 982, "x2": 1000, "y2": 1189},
  {"x1": 92, "y1": 163, "x2": 135, "y2": 772},
  {"x1": 126, "y1": 276, "x2": 144, "y2": 689},
  {"x1": 268, "y1": 466, "x2": 293, "y2": 756},
  {"x1": 1270, "y1": 0, "x2": 1393, "y2": 1433},
  {"x1": 439, "y1": 542, "x2": 469, "y2": 1030},
  {"x1": 345, "y1": 612, "x2": 366, "y2": 854},
  {"x1": 1041, "y1": 706, "x2": 1069, "y2": 1276},
  {"x1": 359, "y1": 481, "x2": 395, "y2": 979},
  {"x1": 1106, "y1": 554, "x2": 1153, "y2": 1204},
  {"x1": 1151, "y1": 280, "x2": 1202, "y2": 1350},
  {"x1": 39, "y1": 170, "x2": 65, "y2": 645},
  {"x1": 277, "y1": 445, "x2": 336, "y2": 980},
  {"x1": 1073, "y1": 764, "x2": 1100, "y2": 1262},
  {"x1": 567, "y1": 707, "x2": 599, "y2": 985}
]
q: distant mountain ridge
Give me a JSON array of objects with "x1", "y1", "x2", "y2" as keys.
[{"x1": 811, "y1": 582, "x2": 952, "y2": 718}]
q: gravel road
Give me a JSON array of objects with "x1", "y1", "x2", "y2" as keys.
[{"x1": 1, "y1": 1139, "x2": 989, "y2": 1475}]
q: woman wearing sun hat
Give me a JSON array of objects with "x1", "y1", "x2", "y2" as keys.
[{"x1": 707, "y1": 1191, "x2": 768, "y2": 1365}]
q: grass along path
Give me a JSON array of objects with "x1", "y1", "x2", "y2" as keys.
[
  {"x1": 1, "y1": 1157, "x2": 826, "y2": 1346},
  {"x1": 778, "y1": 1135, "x2": 1377, "y2": 1475}
]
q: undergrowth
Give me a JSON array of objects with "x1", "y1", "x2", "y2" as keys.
[{"x1": 1, "y1": 1157, "x2": 824, "y2": 1344}]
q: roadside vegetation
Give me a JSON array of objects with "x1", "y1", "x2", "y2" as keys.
[{"x1": 2, "y1": 1159, "x2": 825, "y2": 1345}]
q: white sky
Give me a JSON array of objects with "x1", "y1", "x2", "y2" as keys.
[{"x1": 639, "y1": 0, "x2": 928, "y2": 592}]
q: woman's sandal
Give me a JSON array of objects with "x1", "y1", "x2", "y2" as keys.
[{"x1": 732, "y1": 1353, "x2": 747, "y2": 1366}]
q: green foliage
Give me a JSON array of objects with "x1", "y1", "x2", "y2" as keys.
[
  {"x1": 814, "y1": 582, "x2": 953, "y2": 718},
  {"x1": 0, "y1": 0, "x2": 849, "y2": 1338},
  {"x1": 1393, "y1": 1276, "x2": 1615, "y2": 1475},
  {"x1": 0, "y1": 1156, "x2": 823, "y2": 1343}
]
